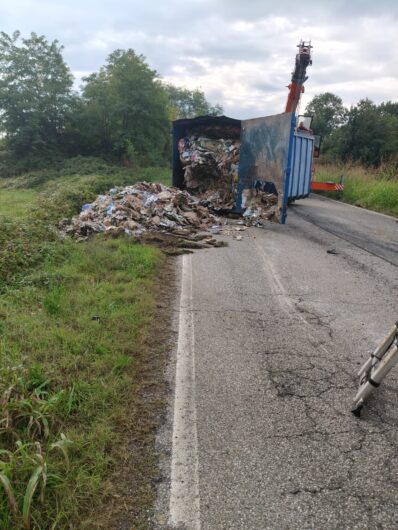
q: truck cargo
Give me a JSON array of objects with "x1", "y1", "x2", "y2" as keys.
[{"x1": 172, "y1": 111, "x2": 314, "y2": 224}]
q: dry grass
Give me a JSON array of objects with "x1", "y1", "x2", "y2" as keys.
[{"x1": 314, "y1": 161, "x2": 398, "y2": 217}]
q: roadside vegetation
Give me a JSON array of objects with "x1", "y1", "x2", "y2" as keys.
[
  {"x1": 313, "y1": 161, "x2": 398, "y2": 217},
  {"x1": 0, "y1": 25, "x2": 396, "y2": 530},
  {"x1": 0, "y1": 29, "x2": 215, "y2": 529},
  {"x1": 0, "y1": 160, "x2": 172, "y2": 529},
  {"x1": 306, "y1": 93, "x2": 397, "y2": 216}
]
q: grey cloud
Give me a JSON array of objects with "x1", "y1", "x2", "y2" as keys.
[{"x1": 0, "y1": 0, "x2": 396, "y2": 119}]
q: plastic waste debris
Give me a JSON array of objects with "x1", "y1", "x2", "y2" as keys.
[
  {"x1": 178, "y1": 135, "x2": 240, "y2": 210},
  {"x1": 62, "y1": 182, "x2": 223, "y2": 240}
]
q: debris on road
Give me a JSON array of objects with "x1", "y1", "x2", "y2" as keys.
[
  {"x1": 241, "y1": 188, "x2": 279, "y2": 222},
  {"x1": 62, "y1": 182, "x2": 223, "y2": 242},
  {"x1": 62, "y1": 171, "x2": 279, "y2": 251}
]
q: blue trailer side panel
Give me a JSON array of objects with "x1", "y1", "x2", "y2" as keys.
[
  {"x1": 288, "y1": 133, "x2": 314, "y2": 200},
  {"x1": 171, "y1": 113, "x2": 314, "y2": 225},
  {"x1": 237, "y1": 112, "x2": 295, "y2": 223}
]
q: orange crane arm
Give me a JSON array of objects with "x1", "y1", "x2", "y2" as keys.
[
  {"x1": 285, "y1": 41, "x2": 312, "y2": 113},
  {"x1": 284, "y1": 42, "x2": 344, "y2": 193}
]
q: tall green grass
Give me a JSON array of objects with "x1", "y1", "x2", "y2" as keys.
[
  {"x1": 314, "y1": 162, "x2": 398, "y2": 217},
  {"x1": 0, "y1": 160, "x2": 169, "y2": 528},
  {"x1": 0, "y1": 237, "x2": 162, "y2": 529},
  {"x1": 0, "y1": 190, "x2": 38, "y2": 219},
  {"x1": 0, "y1": 160, "x2": 171, "y2": 286}
]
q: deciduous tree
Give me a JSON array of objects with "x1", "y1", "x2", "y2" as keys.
[
  {"x1": 80, "y1": 50, "x2": 170, "y2": 165},
  {"x1": 305, "y1": 92, "x2": 347, "y2": 137},
  {"x1": 0, "y1": 31, "x2": 73, "y2": 166},
  {"x1": 164, "y1": 84, "x2": 223, "y2": 120}
]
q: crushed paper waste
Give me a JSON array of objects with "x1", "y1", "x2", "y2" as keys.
[
  {"x1": 63, "y1": 132, "x2": 281, "y2": 243},
  {"x1": 178, "y1": 135, "x2": 240, "y2": 210},
  {"x1": 62, "y1": 180, "x2": 280, "y2": 243},
  {"x1": 62, "y1": 182, "x2": 224, "y2": 240},
  {"x1": 178, "y1": 135, "x2": 279, "y2": 220},
  {"x1": 241, "y1": 188, "x2": 279, "y2": 222}
]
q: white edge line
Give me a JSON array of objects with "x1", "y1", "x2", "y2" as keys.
[{"x1": 169, "y1": 254, "x2": 201, "y2": 530}]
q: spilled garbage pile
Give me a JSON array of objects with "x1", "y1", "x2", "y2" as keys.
[
  {"x1": 63, "y1": 134, "x2": 281, "y2": 247},
  {"x1": 178, "y1": 135, "x2": 278, "y2": 221},
  {"x1": 178, "y1": 136, "x2": 240, "y2": 210},
  {"x1": 241, "y1": 188, "x2": 279, "y2": 222},
  {"x1": 62, "y1": 182, "x2": 225, "y2": 247}
]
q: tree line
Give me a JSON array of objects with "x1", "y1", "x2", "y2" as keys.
[
  {"x1": 0, "y1": 31, "x2": 222, "y2": 175},
  {"x1": 0, "y1": 31, "x2": 396, "y2": 176},
  {"x1": 305, "y1": 93, "x2": 398, "y2": 167}
]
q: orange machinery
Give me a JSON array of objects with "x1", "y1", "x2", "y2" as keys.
[{"x1": 285, "y1": 41, "x2": 344, "y2": 192}]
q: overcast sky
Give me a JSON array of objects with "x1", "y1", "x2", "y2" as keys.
[{"x1": 1, "y1": 0, "x2": 397, "y2": 119}]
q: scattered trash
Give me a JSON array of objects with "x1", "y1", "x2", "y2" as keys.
[
  {"x1": 241, "y1": 189, "x2": 279, "y2": 222},
  {"x1": 63, "y1": 182, "x2": 224, "y2": 245},
  {"x1": 64, "y1": 148, "x2": 280, "y2": 251},
  {"x1": 178, "y1": 134, "x2": 280, "y2": 222},
  {"x1": 210, "y1": 224, "x2": 221, "y2": 235}
]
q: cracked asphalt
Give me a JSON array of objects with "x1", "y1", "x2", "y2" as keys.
[{"x1": 164, "y1": 195, "x2": 398, "y2": 530}]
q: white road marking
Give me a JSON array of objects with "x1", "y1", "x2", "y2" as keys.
[
  {"x1": 169, "y1": 254, "x2": 201, "y2": 530},
  {"x1": 253, "y1": 237, "x2": 330, "y2": 355}
]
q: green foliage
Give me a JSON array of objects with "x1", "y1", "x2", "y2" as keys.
[
  {"x1": 0, "y1": 163, "x2": 170, "y2": 288},
  {"x1": 0, "y1": 217, "x2": 58, "y2": 288},
  {"x1": 0, "y1": 32, "x2": 222, "y2": 176},
  {"x1": 79, "y1": 49, "x2": 170, "y2": 165},
  {"x1": 0, "y1": 31, "x2": 74, "y2": 170},
  {"x1": 307, "y1": 93, "x2": 398, "y2": 167},
  {"x1": 0, "y1": 164, "x2": 167, "y2": 527},
  {"x1": 305, "y1": 92, "x2": 347, "y2": 137},
  {"x1": 164, "y1": 83, "x2": 223, "y2": 120},
  {"x1": 0, "y1": 237, "x2": 162, "y2": 528},
  {"x1": 337, "y1": 99, "x2": 398, "y2": 166},
  {"x1": 314, "y1": 162, "x2": 398, "y2": 217}
]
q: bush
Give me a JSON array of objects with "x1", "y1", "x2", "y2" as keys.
[{"x1": 314, "y1": 162, "x2": 398, "y2": 217}]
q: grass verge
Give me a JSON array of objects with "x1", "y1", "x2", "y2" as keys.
[
  {"x1": 313, "y1": 163, "x2": 398, "y2": 217},
  {"x1": 0, "y1": 160, "x2": 173, "y2": 529}
]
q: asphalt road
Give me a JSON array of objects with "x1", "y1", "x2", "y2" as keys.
[{"x1": 162, "y1": 195, "x2": 398, "y2": 530}]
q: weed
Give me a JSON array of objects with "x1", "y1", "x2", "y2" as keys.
[
  {"x1": 112, "y1": 355, "x2": 133, "y2": 374},
  {"x1": 42, "y1": 286, "x2": 65, "y2": 316},
  {"x1": 0, "y1": 163, "x2": 168, "y2": 528},
  {"x1": 314, "y1": 162, "x2": 398, "y2": 217}
]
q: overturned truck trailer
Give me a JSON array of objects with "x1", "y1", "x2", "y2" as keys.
[{"x1": 172, "y1": 112, "x2": 314, "y2": 224}]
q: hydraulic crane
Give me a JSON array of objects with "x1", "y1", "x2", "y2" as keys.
[
  {"x1": 285, "y1": 41, "x2": 344, "y2": 192},
  {"x1": 285, "y1": 41, "x2": 312, "y2": 114}
]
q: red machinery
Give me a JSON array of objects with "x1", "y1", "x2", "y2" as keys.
[
  {"x1": 285, "y1": 41, "x2": 344, "y2": 192},
  {"x1": 285, "y1": 41, "x2": 312, "y2": 114}
]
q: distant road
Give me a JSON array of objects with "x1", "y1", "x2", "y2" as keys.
[
  {"x1": 163, "y1": 195, "x2": 398, "y2": 530},
  {"x1": 291, "y1": 195, "x2": 398, "y2": 266}
]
